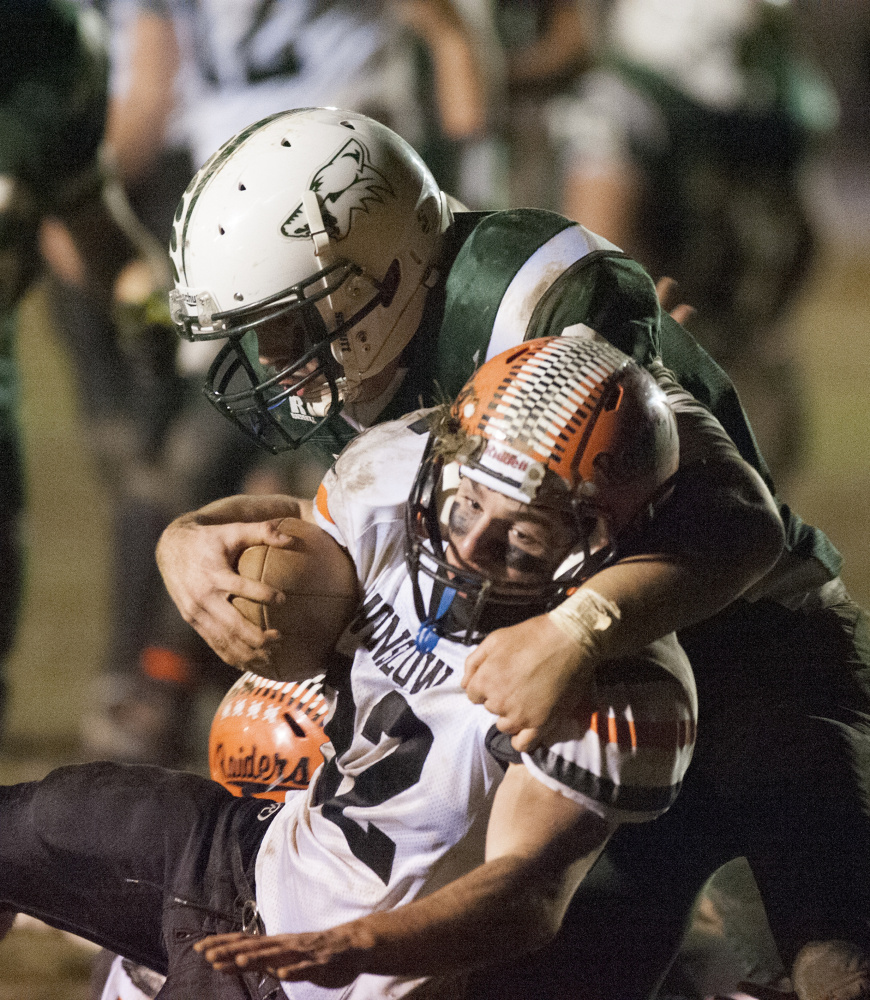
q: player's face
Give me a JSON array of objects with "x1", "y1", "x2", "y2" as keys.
[
  {"x1": 445, "y1": 477, "x2": 577, "y2": 591},
  {"x1": 256, "y1": 313, "x2": 336, "y2": 401}
]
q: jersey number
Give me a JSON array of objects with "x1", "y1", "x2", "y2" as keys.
[
  {"x1": 312, "y1": 689, "x2": 433, "y2": 884},
  {"x1": 197, "y1": 1, "x2": 301, "y2": 87}
]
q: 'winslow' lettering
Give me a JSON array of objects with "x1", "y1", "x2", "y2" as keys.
[{"x1": 347, "y1": 594, "x2": 453, "y2": 693}]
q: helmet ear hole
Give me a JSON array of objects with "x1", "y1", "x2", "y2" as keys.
[
  {"x1": 602, "y1": 382, "x2": 623, "y2": 412},
  {"x1": 380, "y1": 259, "x2": 401, "y2": 307}
]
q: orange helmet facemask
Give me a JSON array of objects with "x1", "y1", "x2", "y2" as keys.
[{"x1": 405, "y1": 334, "x2": 679, "y2": 647}]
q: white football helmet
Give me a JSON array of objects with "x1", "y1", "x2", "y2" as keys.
[{"x1": 168, "y1": 108, "x2": 451, "y2": 451}]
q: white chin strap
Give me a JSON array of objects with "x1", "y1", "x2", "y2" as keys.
[
  {"x1": 299, "y1": 189, "x2": 366, "y2": 411},
  {"x1": 302, "y1": 190, "x2": 332, "y2": 260}
]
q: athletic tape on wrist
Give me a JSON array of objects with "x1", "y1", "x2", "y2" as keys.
[{"x1": 547, "y1": 589, "x2": 622, "y2": 654}]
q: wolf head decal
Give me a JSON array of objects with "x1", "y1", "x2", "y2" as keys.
[{"x1": 281, "y1": 138, "x2": 396, "y2": 242}]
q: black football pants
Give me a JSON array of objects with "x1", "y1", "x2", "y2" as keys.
[{"x1": 0, "y1": 761, "x2": 283, "y2": 999}]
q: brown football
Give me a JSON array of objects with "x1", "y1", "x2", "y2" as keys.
[{"x1": 232, "y1": 517, "x2": 359, "y2": 682}]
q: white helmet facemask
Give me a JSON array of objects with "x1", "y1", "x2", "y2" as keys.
[{"x1": 168, "y1": 108, "x2": 450, "y2": 451}]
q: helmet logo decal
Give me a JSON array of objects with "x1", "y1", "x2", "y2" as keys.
[
  {"x1": 462, "y1": 440, "x2": 547, "y2": 502},
  {"x1": 481, "y1": 443, "x2": 534, "y2": 475},
  {"x1": 211, "y1": 740, "x2": 315, "y2": 792},
  {"x1": 281, "y1": 138, "x2": 395, "y2": 241}
]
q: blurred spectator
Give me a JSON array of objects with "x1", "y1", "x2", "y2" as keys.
[
  {"x1": 399, "y1": 0, "x2": 506, "y2": 208},
  {"x1": 493, "y1": 0, "x2": 592, "y2": 209},
  {"x1": 548, "y1": 0, "x2": 839, "y2": 484},
  {"x1": 0, "y1": 0, "x2": 169, "y2": 743},
  {"x1": 796, "y1": 0, "x2": 869, "y2": 169},
  {"x1": 793, "y1": 0, "x2": 870, "y2": 248}
]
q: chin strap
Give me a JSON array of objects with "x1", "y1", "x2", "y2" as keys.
[{"x1": 415, "y1": 585, "x2": 458, "y2": 653}]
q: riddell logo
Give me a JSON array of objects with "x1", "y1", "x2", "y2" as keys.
[
  {"x1": 484, "y1": 443, "x2": 531, "y2": 473},
  {"x1": 287, "y1": 395, "x2": 316, "y2": 424}
]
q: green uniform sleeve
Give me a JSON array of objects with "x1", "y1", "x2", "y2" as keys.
[{"x1": 432, "y1": 209, "x2": 662, "y2": 401}]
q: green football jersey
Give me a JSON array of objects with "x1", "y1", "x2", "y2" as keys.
[{"x1": 283, "y1": 207, "x2": 843, "y2": 585}]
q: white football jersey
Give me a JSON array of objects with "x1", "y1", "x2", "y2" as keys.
[
  {"x1": 151, "y1": 0, "x2": 421, "y2": 168},
  {"x1": 255, "y1": 413, "x2": 697, "y2": 1000}
]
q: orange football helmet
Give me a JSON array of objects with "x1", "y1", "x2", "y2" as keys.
[
  {"x1": 209, "y1": 672, "x2": 329, "y2": 801},
  {"x1": 405, "y1": 334, "x2": 679, "y2": 644}
]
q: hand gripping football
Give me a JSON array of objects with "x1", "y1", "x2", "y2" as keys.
[{"x1": 232, "y1": 517, "x2": 359, "y2": 682}]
